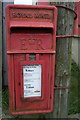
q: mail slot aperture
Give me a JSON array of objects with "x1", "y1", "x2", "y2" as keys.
[{"x1": 10, "y1": 28, "x2": 53, "y2": 50}]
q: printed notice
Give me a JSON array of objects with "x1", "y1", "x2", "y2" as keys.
[{"x1": 23, "y1": 65, "x2": 41, "y2": 98}]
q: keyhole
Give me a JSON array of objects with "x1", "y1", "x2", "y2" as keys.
[{"x1": 18, "y1": 82, "x2": 21, "y2": 86}]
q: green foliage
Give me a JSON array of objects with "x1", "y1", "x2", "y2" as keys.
[
  {"x1": 68, "y1": 62, "x2": 80, "y2": 114},
  {"x1": 2, "y1": 88, "x2": 9, "y2": 110},
  {"x1": 71, "y1": 62, "x2": 79, "y2": 77}
]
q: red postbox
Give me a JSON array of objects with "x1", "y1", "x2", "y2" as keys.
[{"x1": 6, "y1": 5, "x2": 57, "y2": 115}]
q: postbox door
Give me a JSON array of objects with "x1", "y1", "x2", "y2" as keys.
[
  {"x1": 9, "y1": 26, "x2": 55, "y2": 113},
  {"x1": 14, "y1": 53, "x2": 55, "y2": 112}
]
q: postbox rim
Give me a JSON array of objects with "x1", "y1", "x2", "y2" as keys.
[{"x1": 6, "y1": 4, "x2": 57, "y2": 11}]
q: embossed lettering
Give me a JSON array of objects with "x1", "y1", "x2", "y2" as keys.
[
  {"x1": 20, "y1": 38, "x2": 27, "y2": 50},
  {"x1": 12, "y1": 12, "x2": 51, "y2": 20},
  {"x1": 29, "y1": 38, "x2": 36, "y2": 45},
  {"x1": 34, "y1": 14, "x2": 51, "y2": 19},
  {"x1": 12, "y1": 12, "x2": 33, "y2": 18},
  {"x1": 19, "y1": 37, "x2": 49, "y2": 50}
]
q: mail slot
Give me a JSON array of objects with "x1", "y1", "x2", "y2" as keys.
[{"x1": 6, "y1": 5, "x2": 57, "y2": 115}]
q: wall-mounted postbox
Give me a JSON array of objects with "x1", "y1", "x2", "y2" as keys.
[{"x1": 6, "y1": 5, "x2": 57, "y2": 115}]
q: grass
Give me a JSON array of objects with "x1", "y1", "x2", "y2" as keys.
[
  {"x1": 2, "y1": 62, "x2": 80, "y2": 116},
  {"x1": 2, "y1": 88, "x2": 9, "y2": 110}
]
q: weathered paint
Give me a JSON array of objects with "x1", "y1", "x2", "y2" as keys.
[
  {"x1": 6, "y1": 4, "x2": 57, "y2": 115},
  {"x1": 38, "y1": 0, "x2": 49, "y2": 5},
  {"x1": 77, "y1": 2, "x2": 80, "y2": 35},
  {"x1": 74, "y1": 2, "x2": 80, "y2": 35}
]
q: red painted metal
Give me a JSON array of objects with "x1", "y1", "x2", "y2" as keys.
[
  {"x1": 7, "y1": 50, "x2": 56, "y2": 54},
  {"x1": 75, "y1": 2, "x2": 80, "y2": 35},
  {"x1": 56, "y1": 35, "x2": 74, "y2": 38},
  {"x1": 74, "y1": 2, "x2": 79, "y2": 35},
  {"x1": 75, "y1": 2, "x2": 80, "y2": 24},
  {"x1": 38, "y1": 0, "x2": 49, "y2": 5},
  {"x1": 73, "y1": 17, "x2": 78, "y2": 35},
  {"x1": 54, "y1": 87, "x2": 70, "y2": 89},
  {"x1": 6, "y1": 5, "x2": 57, "y2": 115}
]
